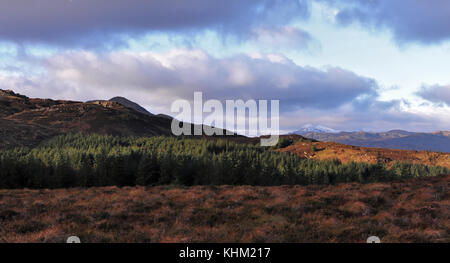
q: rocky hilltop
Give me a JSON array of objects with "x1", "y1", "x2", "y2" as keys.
[{"x1": 0, "y1": 90, "x2": 175, "y2": 147}]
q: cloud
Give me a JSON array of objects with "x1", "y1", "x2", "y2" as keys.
[
  {"x1": 4, "y1": 48, "x2": 445, "y2": 132},
  {"x1": 321, "y1": 0, "x2": 450, "y2": 44},
  {"x1": 250, "y1": 26, "x2": 316, "y2": 50},
  {"x1": 19, "y1": 49, "x2": 377, "y2": 112},
  {"x1": 0, "y1": 0, "x2": 310, "y2": 46},
  {"x1": 417, "y1": 85, "x2": 450, "y2": 106},
  {"x1": 281, "y1": 100, "x2": 450, "y2": 133}
]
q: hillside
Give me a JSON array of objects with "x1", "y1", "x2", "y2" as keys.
[
  {"x1": 296, "y1": 130, "x2": 450, "y2": 153},
  {"x1": 6, "y1": 100, "x2": 174, "y2": 135},
  {"x1": 2, "y1": 89, "x2": 449, "y2": 170},
  {"x1": 278, "y1": 139, "x2": 450, "y2": 169},
  {"x1": 0, "y1": 89, "x2": 226, "y2": 148},
  {"x1": 0, "y1": 174, "x2": 448, "y2": 242}
]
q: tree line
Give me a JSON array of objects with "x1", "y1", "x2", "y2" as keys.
[{"x1": 0, "y1": 134, "x2": 448, "y2": 189}]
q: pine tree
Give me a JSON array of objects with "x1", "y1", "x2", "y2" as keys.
[{"x1": 136, "y1": 154, "x2": 160, "y2": 186}]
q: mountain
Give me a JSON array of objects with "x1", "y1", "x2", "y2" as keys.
[
  {"x1": 298, "y1": 130, "x2": 450, "y2": 153},
  {"x1": 86, "y1": 96, "x2": 153, "y2": 115},
  {"x1": 292, "y1": 124, "x2": 340, "y2": 134},
  {"x1": 108, "y1": 97, "x2": 153, "y2": 115},
  {"x1": 0, "y1": 89, "x2": 227, "y2": 148}
]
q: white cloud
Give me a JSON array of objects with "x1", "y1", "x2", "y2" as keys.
[
  {"x1": 1, "y1": 48, "x2": 447, "y2": 132},
  {"x1": 24, "y1": 49, "x2": 378, "y2": 110},
  {"x1": 250, "y1": 26, "x2": 315, "y2": 49}
]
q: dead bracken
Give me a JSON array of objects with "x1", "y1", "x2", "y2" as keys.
[{"x1": 0, "y1": 175, "x2": 448, "y2": 243}]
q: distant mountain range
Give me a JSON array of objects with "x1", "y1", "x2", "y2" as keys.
[
  {"x1": 293, "y1": 125, "x2": 450, "y2": 153},
  {"x1": 293, "y1": 124, "x2": 340, "y2": 134}
]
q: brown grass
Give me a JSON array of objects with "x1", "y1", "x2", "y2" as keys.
[
  {"x1": 279, "y1": 141, "x2": 450, "y2": 169},
  {"x1": 0, "y1": 175, "x2": 448, "y2": 243}
]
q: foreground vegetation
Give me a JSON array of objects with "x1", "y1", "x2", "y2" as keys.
[
  {"x1": 0, "y1": 175, "x2": 448, "y2": 243},
  {"x1": 0, "y1": 134, "x2": 448, "y2": 189}
]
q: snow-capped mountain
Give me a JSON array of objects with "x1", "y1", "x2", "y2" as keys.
[{"x1": 292, "y1": 124, "x2": 340, "y2": 134}]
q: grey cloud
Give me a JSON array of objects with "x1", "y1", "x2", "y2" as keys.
[
  {"x1": 0, "y1": 0, "x2": 310, "y2": 45},
  {"x1": 2, "y1": 49, "x2": 447, "y2": 132},
  {"x1": 322, "y1": 0, "x2": 450, "y2": 44},
  {"x1": 30, "y1": 50, "x2": 378, "y2": 111},
  {"x1": 281, "y1": 102, "x2": 448, "y2": 133},
  {"x1": 417, "y1": 85, "x2": 450, "y2": 106}
]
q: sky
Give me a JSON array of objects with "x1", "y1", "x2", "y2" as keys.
[{"x1": 0, "y1": 0, "x2": 449, "y2": 133}]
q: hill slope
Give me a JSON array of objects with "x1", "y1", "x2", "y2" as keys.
[
  {"x1": 0, "y1": 90, "x2": 180, "y2": 147},
  {"x1": 0, "y1": 89, "x2": 234, "y2": 148},
  {"x1": 278, "y1": 139, "x2": 450, "y2": 169}
]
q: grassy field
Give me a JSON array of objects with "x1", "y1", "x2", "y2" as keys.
[{"x1": 0, "y1": 175, "x2": 448, "y2": 243}]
